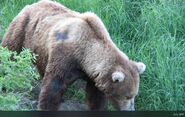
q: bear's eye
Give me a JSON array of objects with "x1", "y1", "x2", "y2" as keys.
[{"x1": 125, "y1": 96, "x2": 132, "y2": 100}]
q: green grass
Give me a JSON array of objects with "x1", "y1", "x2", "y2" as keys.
[
  {"x1": 64, "y1": 84, "x2": 86, "y2": 103},
  {"x1": 0, "y1": 46, "x2": 39, "y2": 110},
  {"x1": 0, "y1": 0, "x2": 185, "y2": 111}
]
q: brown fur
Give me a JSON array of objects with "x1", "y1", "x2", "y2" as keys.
[{"x1": 2, "y1": 0, "x2": 145, "y2": 111}]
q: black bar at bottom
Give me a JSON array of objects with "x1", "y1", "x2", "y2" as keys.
[{"x1": 0, "y1": 111, "x2": 184, "y2": 117}]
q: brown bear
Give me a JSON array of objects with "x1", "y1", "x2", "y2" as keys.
[{"x1": 2, "y1": 0, "x2": 146, "y2": 111}]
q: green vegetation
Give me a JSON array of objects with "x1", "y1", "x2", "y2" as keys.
[
  {"x1": 0, "y1": 46, "x2": 38, "y2": 110},
  {"x1": 64, "y1": 84, "x2": 86, "y2": 103},
  {"x1": 0, "y1": 0, "x2": 185, "y2": 111}
]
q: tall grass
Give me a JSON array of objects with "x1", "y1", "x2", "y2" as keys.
[{"x1": 0, "y1": 0, "x2": 185, "y2": 110}]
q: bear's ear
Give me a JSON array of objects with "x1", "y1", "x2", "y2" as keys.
[
  {"x1": 135, "y1": 62, "x2": 146, "y2": 74},
  {"x1": 112, "y1": 72, "x2": 125, "y2": 82}
]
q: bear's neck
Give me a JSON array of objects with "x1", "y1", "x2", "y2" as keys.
[{"x1": 81, "y1": 40, "x2": 116, "y2": 80}]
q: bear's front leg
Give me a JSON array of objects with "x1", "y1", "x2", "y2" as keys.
[
  {"x1": 38, "y1": 75, "x2": 67, "y2": 110},
  {"x1": 86, "y1": 81, "x2": 107, "y2": 110},
  {"x1": 38, "y1": 63, "x2": 67, "y2": 110}
]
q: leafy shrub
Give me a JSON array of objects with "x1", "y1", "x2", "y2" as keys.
[{"x1": 0, "y1": 46, "x2": 38, "y2": 110}]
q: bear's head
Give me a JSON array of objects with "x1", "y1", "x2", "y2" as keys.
[
  {"x1": 102, "y1": 61, "x2": 146, "y2": 111},
  {"x1": 94, "y1": 59, "x2": 146, "y2": 111}
]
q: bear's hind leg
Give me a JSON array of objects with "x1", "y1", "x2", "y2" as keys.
[
  {"x1": 86, "y1": 81, "x2": 107, "y2": 111},
  {"x1": 2, "y1": 6, "x2": 30, "y2": 53}
]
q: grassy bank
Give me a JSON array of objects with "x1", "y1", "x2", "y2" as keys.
[{"x1": 0, "y1": 0, "x2": 185, "y2": 110}]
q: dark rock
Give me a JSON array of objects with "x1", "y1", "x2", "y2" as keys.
[
  {"x1": 58, "y1": 100, "x2": 87, "y2": 111},
  {"x1": 18, "y1": 96, "x2": 36, "y2": 110},
  {"x1": 31, "y1": 100, "x2": 38, "y2": 110}
]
